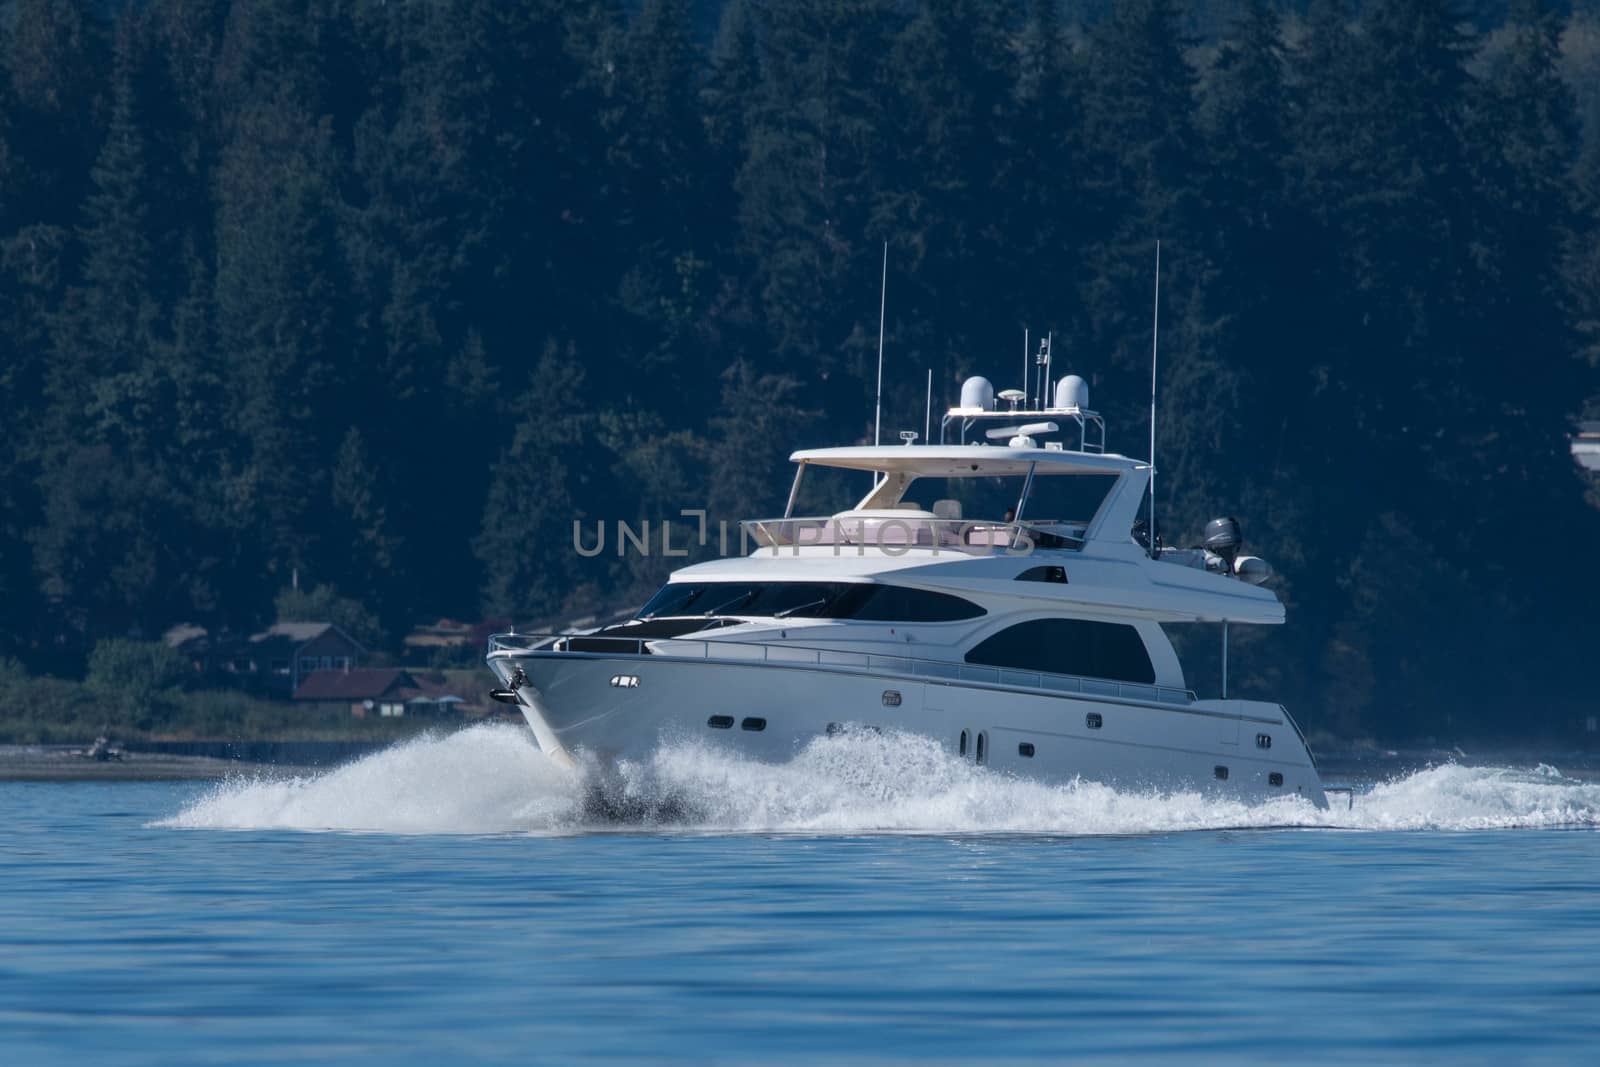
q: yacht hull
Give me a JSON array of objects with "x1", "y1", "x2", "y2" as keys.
[{"x1": 489, "y1": 650, "x2": 1327, "y2": 808}]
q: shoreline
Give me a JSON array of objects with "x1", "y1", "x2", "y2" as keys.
[{"x1": 0, "y1": 742, "x2": 388, "y2": 782}]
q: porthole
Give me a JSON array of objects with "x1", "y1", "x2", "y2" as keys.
[
  {"x1": 959, "y1": 730, "x2": 969, "y2": 757},
  {"x1": 882, "y1": 690, "x2": 902, "y2": 707},
  {"x1": 1085, "y1": 712, "x2": 1103, "y2": 730},
  {"x1": 740, "y1": 717, "x2": 767, "y2": 732},
  {"x1": 1018, "y1": 742, "x2": 1035, "y2": 758},
  {"x1": 707, "y1": 715, "x2": 734, "y2": 729},
  {"x1": 976, "y1": 731, "x2": 988, "y2": 765},
  {"x1": 1214, "y1": 765, "x2": 1229, "y2": 780},
  {"x1": 1268, "y1": 772, "x2": 1284, "y2": 787},
  {"x1": 1256, "y1": 733, "x2": 1272, "y2": 749}
]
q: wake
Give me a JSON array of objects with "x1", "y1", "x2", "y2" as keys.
[{"x1": 153, "y1": 723, "x2": 1600, "y2": 835}]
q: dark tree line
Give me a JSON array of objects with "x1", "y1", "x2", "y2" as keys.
[{"x1": 2, "y1": 0, "x2": 1598, "y2": 741}]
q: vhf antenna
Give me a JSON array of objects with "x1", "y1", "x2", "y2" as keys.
[
  {"x1": 1148, "y1": 239, "x2": 1161, "y2": 560},
  {"x1": 873, "y1": 241, "x2": 888, "y2": 447},
  {"x1": 1023, "y1": 327, "x2": 1029, "y2": 405}
]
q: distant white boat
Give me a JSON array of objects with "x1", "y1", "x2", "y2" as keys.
[{"x1": 488, "y1": 367, "x2": 1328, "y2": 808}]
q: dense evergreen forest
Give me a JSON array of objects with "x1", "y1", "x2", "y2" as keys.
[{"x1": 1, "y1": 0, "x2": 1598, "y2": 742}]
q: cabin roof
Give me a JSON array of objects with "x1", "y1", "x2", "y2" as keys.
[{"x1": 788, "y1": 445, "x2": 1141, "y2": 477}]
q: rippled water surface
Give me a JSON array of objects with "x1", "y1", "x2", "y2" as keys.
[{"x1": 4, "y1": 725, "x2": 1600, "y2": 1064}]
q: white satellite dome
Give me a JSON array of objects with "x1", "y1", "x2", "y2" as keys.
[
  {"x1": 1054, "y1": 374, "x2": 1089, "y2": 411},
  {"x1": 959, "y1": 375, "x2": 995, "y2": 411}
]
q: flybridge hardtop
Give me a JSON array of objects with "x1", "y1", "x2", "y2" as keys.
[
  {"x1": 486, "y1": 348, "x2": 1326, "y2": 808},
  {"x1": 786, "y1": 445, "x2": 1140, "y2": 476},
  {"x1": 743, "y1": 372, "x2": 1281, "y2": 626}
]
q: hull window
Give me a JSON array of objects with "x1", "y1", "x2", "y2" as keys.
[
  {"x1": 959, "y1": 730, "x2": 969, "y2": 758},
  {"x1": 1256, "y1": 733, "x2": 1272, "y2": 749},
  {"x1": 1268, "y1": 772, "x2": 1284, "y2": 787},
  {"x1": 882, "y1": 690, "x2": 902, "y2": 707},
  {"x1": 1214, "y1": 765, "x2": 1229, "y2": 781},
  {"x1": 1018, "y1": 742, "x2": 1035, "y2": 758},
  {"x1": 976, "y1": 731, "x2": 988, "y2": 765},
  {"x1": 707, "y1": 715, "x2": 734, "y2": 729},
  {"x1": 741, "y1": 717, "x2": 767, "y2": 732},
  {"x1": 964, "y1": 619, "x2": 1155, "y2": 685},
  {"x1": 1085, "y1": 712, "x2": 1103, "y2": 730}
]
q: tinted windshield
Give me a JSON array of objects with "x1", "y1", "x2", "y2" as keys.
[
  {"x1": 637, "y1": 581, "x2": 985, "y2": 622},
  {"x1": 899, "y1": 473, "x2": 1117, "y2": 524}
]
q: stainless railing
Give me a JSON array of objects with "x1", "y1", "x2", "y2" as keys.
[
  {"x1": 740, "y1": 517, "x2": 1086, "y2": 553},
  {"x1": 487, "y1": 632, "x2": 1195, "y2": 707}
]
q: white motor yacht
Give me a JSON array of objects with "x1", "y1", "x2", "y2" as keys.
[{"x1": 487, "y1": 370, "x2": 1328, "y2": 808}]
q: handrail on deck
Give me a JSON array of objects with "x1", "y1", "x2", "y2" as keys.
[{"x1": 487, "y1": 632, "x2": 1195, "y2": 708}]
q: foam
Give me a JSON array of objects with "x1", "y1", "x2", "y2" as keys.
[{"x1": 155, "y1": 724, "x2": 1600, "y2": 835}]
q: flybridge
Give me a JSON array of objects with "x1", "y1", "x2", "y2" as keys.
[{"x1": 940, "y1": 339, "x2": 1106, "y2": 453}]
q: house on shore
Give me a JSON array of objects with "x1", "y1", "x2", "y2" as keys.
[
  {"x1": 164, "y1": 621, "x2": 366, "y2": 696},
  {"x1": 247, "y1": 622, "x2": 366, "y2": 696},
  {"x1": 293, "y1": 667, "x2": 471, "y2": 718}
]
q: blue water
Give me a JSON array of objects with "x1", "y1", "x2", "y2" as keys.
[{"x1": 4, "y1": 726, "x2": 1600, "y2": 1064}]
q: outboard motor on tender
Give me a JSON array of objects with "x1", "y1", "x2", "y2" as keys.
[{"x1": 1203, "y1": 516, "x2": 1243, "y2": 574}]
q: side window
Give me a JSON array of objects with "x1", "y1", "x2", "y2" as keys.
[
  {"x1": 1015, "y1": 565, "x2": 1067, "y2": 584},
  {"x1": 964, "y1": 619, "x2": 1155, "y2": 684},
  {"x1": 635, "y1": 581, "x2": 984, "y2": 622},
  {"x1": 835, "y1": 584, "x2": 985, "y2": 622}
]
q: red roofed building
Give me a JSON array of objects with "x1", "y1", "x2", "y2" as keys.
[{"x1": 293, "y1": 668, "x2": 471, "y2": 718}]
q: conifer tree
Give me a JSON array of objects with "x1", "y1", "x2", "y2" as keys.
[
  {"x1": 1077, "y1": 0, "x2": 1207, "y2": 396},
  {"x1": 1, "y1": 0, "x2": 107, "y2": 229},
  {"x1": 56, "y1": 12, "x2": 157, "y2": 400},
  {"x1": 476, "y1": 346, "x2": 610, "y2": 620},
  {"x1": 999, "y1": 0, "x2": 1087, "y2": 335},
  {"x1": 880, "y1": 0, "x2": 1013, "y2": 372},
  {"x1": 704, "y1": 0, "x2": 762, "y2": 206},
  {"x1": 737, "y1": 0, "x2": 900, "y2": 404}
]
